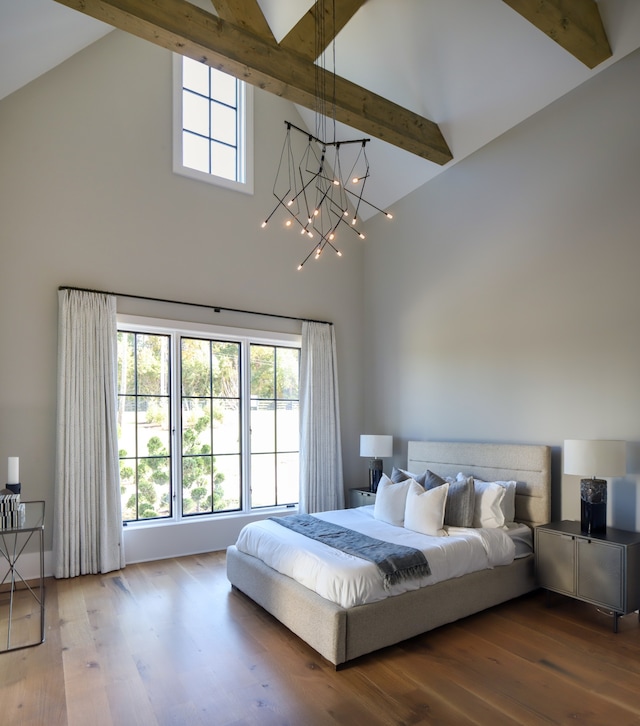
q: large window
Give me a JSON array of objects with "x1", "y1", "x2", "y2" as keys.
[
  {"x1": 118, "y1": 318, "x2": 300, "y2": 524},
  {"x1": 173, "y1": 55, "x2": 253, "y2": 194}
]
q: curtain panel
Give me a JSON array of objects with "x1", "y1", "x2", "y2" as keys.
[
  {"x1": 299, "y1": 321, "x2": 344, "y2": 513},
  {"x1": 53, "y1": 289, "x2": 124, "y2": 578}
]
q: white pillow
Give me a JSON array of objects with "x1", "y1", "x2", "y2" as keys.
[
  {"x1": 403, "y1": 480, "x2": 449, "y2": 537},
  {"x1": 472, "y1": 480, "x2": 506, "y2": 528},
  {"x1": 374, "y1": 474, "x2": 412, "y2": 526},
  {"x1": 473, "y1": 478, "x2": 517, "y2": 523}
]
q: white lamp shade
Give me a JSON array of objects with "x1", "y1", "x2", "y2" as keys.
[
  {"x1": 563, "y1": 439, "x2": 626, "y2": 478},
  {"x1": 360, "y1": 435, "x2": 393, "y2": 459}
]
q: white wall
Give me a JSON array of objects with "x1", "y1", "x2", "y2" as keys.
[
  {"x1": 364, "y1": 47, "x2": 640, "y2": 530},
  {"x1": 0, "y1": 30, "x2": 365, "y2": 567}
]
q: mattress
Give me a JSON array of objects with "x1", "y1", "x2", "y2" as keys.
[{"x1": 234, "y1": 506, "x2": 524, "y2": 609}]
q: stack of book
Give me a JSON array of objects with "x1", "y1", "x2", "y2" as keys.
[{"x1": 0, "y1": 489, "x2": 24, "y2": 528}]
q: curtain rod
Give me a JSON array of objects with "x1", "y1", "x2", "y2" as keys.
[{"x1": 58, "y1": 286, "x2": 333, "y2": 326}]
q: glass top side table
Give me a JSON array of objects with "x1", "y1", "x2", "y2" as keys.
[{"x1": 0, "y1": 500, "x2": 45, "y2": 652}]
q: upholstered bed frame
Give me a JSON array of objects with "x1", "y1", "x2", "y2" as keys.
[{"x1": 226, "y1": 441, "x2": 551, "y2": 667}]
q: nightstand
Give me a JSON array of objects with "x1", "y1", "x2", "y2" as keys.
[
  {"x1": 535, "y1": 520, "x2": 640, "y2": 632},
  {"x1": 349, "y1": 488, "x2": 376, "y2": 508}
]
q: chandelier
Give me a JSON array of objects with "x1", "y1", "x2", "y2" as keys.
[{"x1": 260, "y1": 1, "x2": 393, "y2": 270}]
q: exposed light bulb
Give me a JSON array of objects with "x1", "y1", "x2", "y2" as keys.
[
  {"x1": 300, "y1": 228, "x2": 306, "y2": 235},
  {"x1": 307, "y1": 231, "x2": 313, "y2": 238},
  {"x1": 351, "y1": 217, "x2": 357, "y2": 225},
  {"x1": 328, "y1": 233, "x2": 335, "y2": 241},
  {"x1": 297, "y1": 264, "x2": 303, "y2": 271},
  {"x1": 287, "y1": 199, "x2": 294, "y2": 207},
  {"x1": 359, "y1": 233, "x2": 365, "y2": 239},
  {"x1": 352, "y1": 177, "x2": 359, "y2": 184},
  {"x1": 261, "y1": 221, "x2": 267, "y2": 228},
  {"x1": 333, "y1": 179, "x2": 340, "y2": 186},
  {"x1": 285, "y1": 219, "x2": 292, "y2": 227},
  {"x1": 343, "y1": 211, "x2": 349, "y2": 217},
  {"x1": 386, "y1": 213, "x2": 393, "y2": 219},
  {"x1": 337, "y1": 250, "x2": 342, "y2": 257},
  {"x1": 314, "y1": 209, "x2": 319, "y2": 217}
]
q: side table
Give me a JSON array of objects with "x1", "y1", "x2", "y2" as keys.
[
  {"x1": 535, "y1": 520, "x2": 640, "y2": 632},
  {"x1": 349, "y1": 488, "x2": 376, "y2": 508},
  {"x1": 0, "y1": 500, "x2": 45, "y2": 651}
]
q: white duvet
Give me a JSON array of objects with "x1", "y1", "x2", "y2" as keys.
[{"x1": 234, "y1": 506, "x2": 518, "y2": 609}]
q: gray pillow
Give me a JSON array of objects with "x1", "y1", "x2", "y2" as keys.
[
  {"x1": 443, "y1": 477, "x2": 475, "y2": 527},
  {"x1": 390, "y1": 466, "x2": 428, "y2": 487}
]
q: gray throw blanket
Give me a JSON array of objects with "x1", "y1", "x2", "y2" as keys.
[{"x1": 270, "y1": 514, "x2": 431, "y2": 590}]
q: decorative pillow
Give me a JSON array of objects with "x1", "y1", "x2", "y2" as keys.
[
  {"x1": 374, "y1": 474, "x2": 412, "y2": 526},
  {"x1": 442, "y1": 476, "x2": 475, "y2": 527},
  {"x1": 403, "y1": 480, "x2": 449, "y2": 537},
  {"x1": 470, "y1": 478, "x2": 517, "y2": 523},
  {"x1": 472, "y1": 480, "x2": 506, "y2": 528},
  {"x1": 390, "y1": 467, "x2": 430, "y2": 488}
]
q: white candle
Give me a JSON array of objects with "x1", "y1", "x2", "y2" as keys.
[{"x1": 8, "y1": 457, "x2": 19, "y2": 484}]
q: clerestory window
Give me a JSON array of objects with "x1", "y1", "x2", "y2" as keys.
[{"x1": 173, "y1": 55, "x2": 253, "y2": 194}]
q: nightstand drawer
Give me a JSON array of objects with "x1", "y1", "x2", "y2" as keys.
[{"x1": 349, "y1": 488, "x2": 376, "y2": 508}]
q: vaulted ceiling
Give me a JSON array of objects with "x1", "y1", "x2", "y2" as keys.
[{"x1": 3, "y1": 0, "x2": 640, "y2": 217}]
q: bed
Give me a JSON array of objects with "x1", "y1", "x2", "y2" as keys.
[{"x1": 226, "y1": 441, "x2": 551, "y2": 667}]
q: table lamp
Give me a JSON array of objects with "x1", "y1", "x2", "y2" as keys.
[
  {"x1": 360, "y1": 435, "x2": 393, "y2": 493},
  {"x1": 563, "y1": 439, "x2": 626, "y2": 535}
]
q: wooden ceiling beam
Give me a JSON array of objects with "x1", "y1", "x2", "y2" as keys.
[
  {"x1": 54, "y1": 0, "x2": 452, "y2": 164},
  {"x1": 209, "y1": 0, "x2": 275, "y2": 43},
  {"x1": 502, "y1": 0, "x2": 612, "y2": 69},
  {"x1": 279, "y1": 0, "x2": 368, "y2": 61}
]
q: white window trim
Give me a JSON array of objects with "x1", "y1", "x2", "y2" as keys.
[
  {"x1": 117, "y1": 314, "x2": 300, "y2": 530},
  {"x1": 172, "y1": 54, "x2": 254, "y2": 195}
]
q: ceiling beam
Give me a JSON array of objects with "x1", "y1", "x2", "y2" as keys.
[
  {"x1": 502, "y1": 0, "x2": 612, "y2": 69},
  {"x1": 53, "y1": 0, "x2": 452, "y2": 165},
  {"x1": 279, "y1": 0, "x2": 368, "y2": 61},
  {"x1": 209, "y1": 0, "x2": 275, "y2": 43}
]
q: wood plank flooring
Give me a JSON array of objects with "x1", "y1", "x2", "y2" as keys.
[{"x1": 1, "y1": 551, "x2": 640, "y2": 725}]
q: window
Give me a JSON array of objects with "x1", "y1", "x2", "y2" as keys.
[
  {"x1": 117, "y1": 318, "x2": 300, "y2": 524},
  {"x1": 173, "y1": 55, "x2": 253, "y2": 194}
]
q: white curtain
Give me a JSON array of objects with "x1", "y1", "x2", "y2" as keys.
[
  {"x1": 53, "y1": 289, "x2": 124, "y2": 578},
  {"x1": 299, "y1": 321, "x2": 344, "y2": 513}
]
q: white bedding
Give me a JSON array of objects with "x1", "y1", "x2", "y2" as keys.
[{"x1": 234, "y1": 506, "x2": 521, "y2": 609}]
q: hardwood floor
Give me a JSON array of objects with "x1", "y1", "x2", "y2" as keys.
[{"x1": 2, "y1": 551, "x2": 640, "y2": 725}]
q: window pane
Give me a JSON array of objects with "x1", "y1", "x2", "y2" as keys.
[
  {"x1": 277, "y1": 452, "x2": 299, "y2": 505},
  {"x1": 251, "y1": 453, "x2": 276, "y2": 507},
  {"x1": 182, "y1": 398, "x2": 211, "y2": 456},
  {"x1": 210, "y1": 141, "x2": 237, "y2": 182},
  {"x1": 137, "y1": 397, "x2": 171, "y2": 455},
  {"x1": 183, "y1": 57, "x2": 209, "y2": 95},
  {"x1": 182, "y1": 338, "x2": 211, "y2": 397},
  {"x1": 251, "y1": 345, "x2": 274, "y2": 399},
  {"x1": 183, "y1": 90, "x2": 209, "y2": 136},
  {"x1": 213, "y1": 454, "x2": 241, "y2": 511},
  {"x1": 137, "y1": 334, "x2": 170, "y2": 395},
  {"x1": 251, "y1": 401, "x2": 275, "y2": 454},
  {"x1": 182, "y1": 454, "x2": 212, "y2": 514},
  {"x1": 277, "y1": 401, "x2": 299, "y2": 451},
  {"x1": 137, "y1": 456, "x2": 171, "y2": 519},
  {"x1": 212, "y1": 399, "x2": 240, "y2": 455},
  {"x1": 277, "y1": 348, "x2": 300, "y2": 399},
  {"x1": 211, "y1": 68, "x2": 237, "y2": 106},
  {"x1": 183, "y1": 132, "x2": 209, "y2": 173},
  {"x1": 118, "y1": 332, "x2": 136, "y2": 395},
  {"x1": 211, "y1": 102, "x2": 236, "y2": 146},
  {"x1": 211, "y1": 341, "x2": 239, "y2": 397}
]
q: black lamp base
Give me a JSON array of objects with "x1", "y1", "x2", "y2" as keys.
[
  {"x1": 368, "y1": 459, "x2": 383, "y2": 493},
  {"x1": 580, "y1": 477, "x2": 606, "y2": 535}
]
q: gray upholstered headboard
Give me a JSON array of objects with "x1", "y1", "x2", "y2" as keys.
[{"x1": 407, "y1": 441, "x2": 551, "y2": 529}]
